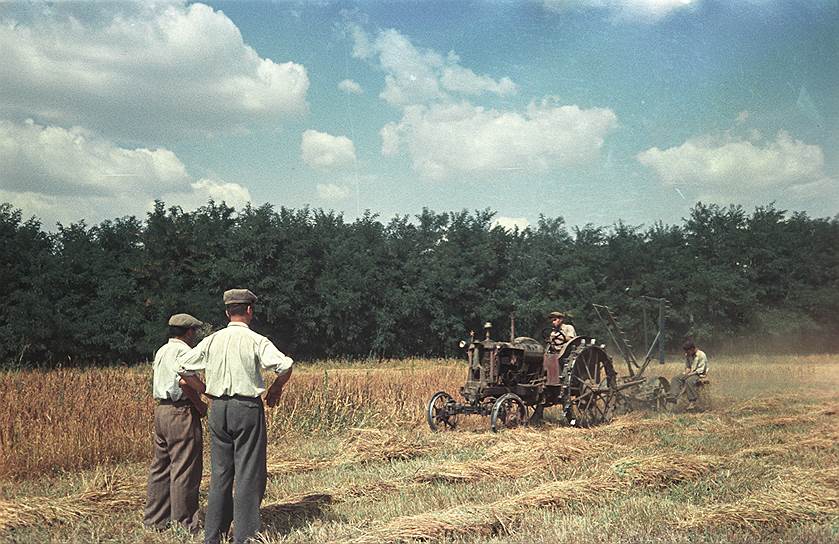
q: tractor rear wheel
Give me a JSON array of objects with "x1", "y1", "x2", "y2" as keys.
[{"x1": 563, "y1": 344, "x2": 617, "y2": 427}]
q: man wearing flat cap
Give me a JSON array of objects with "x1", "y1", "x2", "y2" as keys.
[
  {"x1": 546, "y1": 311, "x2": 577, "y2": 354},
  {"x1": 144, "y1": 313, "x2": 207, "y2": 534},
  {"x1": 178, "y1": 289, "x2": 293, "y2": 544}
]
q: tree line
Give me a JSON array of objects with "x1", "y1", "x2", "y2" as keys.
[{"x1": 1, "y1": 200, "x2": 837, "y2": 368}]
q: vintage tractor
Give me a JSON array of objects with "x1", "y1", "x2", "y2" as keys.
[
  {"x1": 426, "y1": 303, "x2": 672, "y2": 432},
  {"x1": 427, "y1": 321, "x2": 620, "y2": 431}
]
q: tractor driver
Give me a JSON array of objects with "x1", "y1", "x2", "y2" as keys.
[{"x1": 547, "y1": 311, "x2": 576, "y2": 354}]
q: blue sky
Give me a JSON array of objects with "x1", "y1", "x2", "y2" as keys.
[{"x1": 0, "y1": 0, "x2": 836, "y2": 230}]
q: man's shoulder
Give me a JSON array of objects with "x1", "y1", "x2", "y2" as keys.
[
  {"x1": 170, "y1": 340, "x2": 192, "y2": 353},
  {"x1": 225, "y1": 324, "x2": 268, "y2": 342},
  {"x1": 155, "y1": 340, "x2": 187, "y2": 362}
]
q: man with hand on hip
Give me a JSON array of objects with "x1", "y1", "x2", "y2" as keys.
[{"x1": 178, "y1": 289, "x2": 293, "y2": 544}]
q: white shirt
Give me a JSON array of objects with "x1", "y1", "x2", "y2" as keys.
[
  {"x1": 152, "y1": 338, "x2": 191, "y2": 401},
  {"x1": 548, "y1": 323, "x2": 577, "y2": 352},
  {"x1": 178, "y1": 322, "x2": 293, "y2": 397},
  {"x1": 686, "y1": 349, "x2": 708, "y2": 375}
]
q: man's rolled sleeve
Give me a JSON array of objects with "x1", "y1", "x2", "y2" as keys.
[{"x1": 259, "y1": 338, "x2": 293, "y2": 374}]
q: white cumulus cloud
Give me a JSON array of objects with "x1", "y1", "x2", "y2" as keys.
[
  {"x1": 351, "y1": 23, "x2": 614, "y2": 181},
  {"x1": 316, "y1": 183, "x2": 352, "y2": 201},
  {"x1": 349, "y1": 26, "x2": 517, "y2": 106},
  {"x1": 637, "y1": 131, "x2": 825, "y2": 190},
  {"x1": 301, "y1": 129, "x2": 357, "y2": 170},
  {"x1": 0, "y1": 2, "x2": 309, "y2": 139},
  {"x1": 381, "y1": 99, "x2": 617, "y2": 179},
  {"x1": 338, "y1": 79, "x2": 364, "y2": 95},
  {"x1": 543, "y1": 0, "x2": 698, "y2": 22},
  {"x1": 637, "y1": 130, "x2": 839, "y2": 214},
  {"x1": 0, "y1": 119, "x2": 251, "y2": 227}
]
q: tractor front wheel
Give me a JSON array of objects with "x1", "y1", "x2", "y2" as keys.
[
  {"x1": 427, "y1": 391, "x2": 459, "y2": 431},
  {"x1": 490, "y1": 393, "x2": 528, "y2": 432}
]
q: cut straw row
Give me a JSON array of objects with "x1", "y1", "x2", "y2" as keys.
[
  {"x1": 333, "y1": 453, "x2": 723, "y2": 544},
  {"x1": 0, "y1": 471, "x2": 142, "y2": 531},
  {"x1": 680, "y1": 467, "x2": 839, "y2": 532},
  {"x1": 267, "y1": 428, "x2": 443, "y2": 477}
]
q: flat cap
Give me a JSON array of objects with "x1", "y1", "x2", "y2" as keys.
[
  {"x1": 223, "y1": 288, "x2": 258, "y2": 305},
  {"x1": 168, "y1": 313, "x2": 203, "y2": 328},
  {"x1": 548, "y1": 311, "x2": 566, "y2": 319}
]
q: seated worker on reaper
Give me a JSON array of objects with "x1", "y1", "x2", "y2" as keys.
[
  {"x1": 668, "y1": 339, "x2": 708, "y2": 410},
  {"x1": 546, "y1": 311, "x2": 576, "y2": 354}
]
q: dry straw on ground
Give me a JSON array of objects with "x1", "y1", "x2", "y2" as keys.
[
  {"x1": 0, "y1": 470, "x2": 141, "y2": 531},
  {"x1": 414, "y1": 430, "x2": 607, "y2": 483},
  {"x1": 336, "y1": 428, "x2": 435, "y2": 463},
  {"x1": 336, "y1": 476, "x2": 622, "y2": 544},
  {"x1": 266, "y1": 428, "x2": 436, "y2": 478},
  {"x1": 266, "y1": 457, "x2": 334, "y2": 476},
  {"x1": 680, "y1": 467, "x2": 839, "y2": 532},
  {"x1": 734, "y1": 434, "x2": 838, "y2": 459},
  {"x1": 334, "y1": 453, "x2": 719, "y2": 544}
]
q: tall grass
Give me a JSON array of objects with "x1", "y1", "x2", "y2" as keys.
[
  {"x1": 0, "y1": 354, "x2": 837, "y2": 479},
  {"x1": 0, "y1": 359, "x2": 462, "y2": 479}
]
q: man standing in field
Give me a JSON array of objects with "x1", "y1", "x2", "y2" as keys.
[
  {"x1": 178, "y1": 289, "x2": 293, "y2": 544},
  {"x1": 144, "y1": 313, "x2": 207, "y2": 534},
  {"x1": 669, "y1": 339, "x2": 708, "y2": 410},
  {"x1": 546, "y1": 311, "x2": 576, "y2": 354}
]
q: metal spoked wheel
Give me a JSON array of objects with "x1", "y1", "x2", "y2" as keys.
[
  {"x1": 426, "y1": 391, "x2": 459, "y2": 431},
  {"x1": 564, "y1": 344, "x2": 617, "y2": 428},
  {"x1": 490, "y1": 393, "x2": 528, "y2": 432}
]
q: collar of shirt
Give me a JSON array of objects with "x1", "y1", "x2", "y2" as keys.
[
  {"x1": 227, "y1": 322, "x2": 250, "y2": 329},
  {"x1": 168, "y1": 338, "x2": 189, "y2": 347}
]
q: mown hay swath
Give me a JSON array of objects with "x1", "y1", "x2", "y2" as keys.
[
  {"x1": 0, "y1": 471, "x2": 141, "y2": 531},
  {"x1": 414, "y1": 432, "x2": 606, "y2": 483},
  {"x1": 335, "y1": 454, "x2": 720, "y2": 544},
  {"x1": 680, "y1": 468, "x2": 839, "y2": 532},
  {"x1": 337, "y1": 475, "x2": 620, "y2": 544},
  {"x1": 734, "y1": 434, "x2": 838, "y2": 459},
  {"x1": 337, "y1": 428, "x2": 435, "y2": 463},
  {"x1": 611, "y1": 453, "x2": 722, "y2": 488},
  {"x1": 266, "y1": 457, "x2": 333, "y2": 476},
  {"x1": 266, "y1": 428, "x2": 436, "y2": 478}
]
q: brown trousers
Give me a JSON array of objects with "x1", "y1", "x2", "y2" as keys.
[{"x1": 144, "y1": 402, "x2": 203, "y2": 533}]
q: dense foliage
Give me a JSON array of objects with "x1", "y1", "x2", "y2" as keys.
[{"x1": 1, "y1": 200, "x2": 837, "y2": 367}]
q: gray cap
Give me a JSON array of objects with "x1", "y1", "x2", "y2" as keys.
[
  {"x1": 168, "y1": 313, "x2": 203, "y2": 328},
  {"x1": 548, "y1": 311, "x2": 566, "y2": 319},
  {"x1": 223, "y1": 288, "x2": 258, "y2": 305}
]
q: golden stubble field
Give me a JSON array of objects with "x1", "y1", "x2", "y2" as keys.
[{"x1": 0, "y1": 354, "x2": 837, "y2": 543}]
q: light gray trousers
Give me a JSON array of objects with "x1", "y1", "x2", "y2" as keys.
[{"x1": 204, "y1": 396, "x2": 267, "y2": 544}]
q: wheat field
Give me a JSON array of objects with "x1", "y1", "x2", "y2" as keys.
[{"x1": 0, "y1": 354, "x2": 837, "y2": 543}]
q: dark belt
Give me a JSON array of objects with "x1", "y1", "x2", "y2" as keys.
[
  {"x1": 157, "y1": 398, "x2": 192, "y2": 407},
  {"x1": 208, "y1": 394, "x2": 262, "y2": 404}
]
